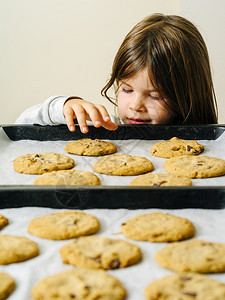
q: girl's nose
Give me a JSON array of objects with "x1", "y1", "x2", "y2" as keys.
[{"x1": 129, "y1": 95, "x2": 146, "y2": 112}]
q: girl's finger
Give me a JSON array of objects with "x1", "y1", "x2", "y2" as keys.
[
  {"x1": 101, "y1": 120, "x2": 118, "y2": 131},
  {"x1": 64, "y1": 106, "x2": 76, "y2": 132},
  {"x1": 94, "y1": 105, "x2": 118, "y2": 130},
  {"x1": 83, "y1": 104, "x2": 104, "y2": 128},
  {"x1": 95, "y1": 104, "x2": 111, "y2": 122},
  {"x1": 73, "y1": 104, "x2": 89, "y2": 133},
  {"x1": 83, "y1": 103, "x2": 118, "y2": 131}
]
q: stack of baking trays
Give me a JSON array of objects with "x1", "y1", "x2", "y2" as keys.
[{"x1": 0, "y1": 124, "x2": 225, "y2": 299}]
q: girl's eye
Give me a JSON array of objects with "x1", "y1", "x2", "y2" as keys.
[
  {"x1": 123, "y1": 88, "x2": 133, "y2": 94},
  {"x1": 149, "y1": 94, "x2": 164, "y2": 101}
]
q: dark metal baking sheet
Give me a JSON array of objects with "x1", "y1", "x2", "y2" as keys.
[
  {"x1": 1, "y1": 124, "x2": 225, "y2": 209},
  {"x1": 2, "y1": 123, "x2": 225, "y2": 141},
  {"x1": 1, "y1": 185, "x2": 225, "y2": 209}
]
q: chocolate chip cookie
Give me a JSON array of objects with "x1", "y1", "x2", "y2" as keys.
[
  {"x1": 144, "y1": 272, "x2": 225, "y2": 300},
  {"x1": 28, "y1": 211, "x2": 100, "y2": 240},
  {"x1": 60, "y1": 236, "x2": 142, "y2": 269},
  {"x1": 0, "y1": 214, "x2": 8, "y2": 230},
  {"x1": 34, "y1": 169, "x2": 100, "y2": 185},
  {"x1": 0, "y1": 272, "x2": 15, "y2": 300},
  {"x1": 151, "y1": 137, "x2": 204, "y2": 158},
  {"x1": 155, "y1": 239, "x2": 225, "y2": 273},
  {"x1": 121, "y1": 212, "x2": 195, "y2": 242},
  {"x1": 92, "y1": 154, "x2": 154, "y2": 175},
  {"x1": 0, "y1": 234, "x2": 39, "y2": 264},
  {"x1": 164, "y1": 155, "x2": 225, "y2": 178},
  {"x1": 14, "y1": 152, "x2": 74, "y2": 174},
  {"x1": 129, "y1": 173, "x2": 192, "y2": 186},
  {"x1": 64, "y1": 138, "x2": 117, "y2": 156},
  {"x1": 31, "y1": 269, "x2": 126, "y2": 300}
]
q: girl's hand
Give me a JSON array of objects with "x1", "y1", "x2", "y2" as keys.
[{"x1": 63, "y1": 98, "x2": 118, "y2": 133}]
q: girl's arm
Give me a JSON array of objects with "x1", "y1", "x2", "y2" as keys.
[
  {"x1": 15, "y1": 96, "x2": 118, "y2": 133},
  {"x1": 15, "y1": 96, "x2": 69, "y2": 125}
]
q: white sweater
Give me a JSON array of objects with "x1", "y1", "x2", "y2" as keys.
[{"x1": 15, "y1": 96, "x2": 122, "y2": 125}]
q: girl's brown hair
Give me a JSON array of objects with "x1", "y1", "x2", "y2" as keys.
[{"x1": 101, "y1": 13, "x2": 218, "y2": 124}]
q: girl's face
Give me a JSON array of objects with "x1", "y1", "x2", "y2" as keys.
[{"x1": 117, "y1": 68, "x2": 174, "y2": 125}]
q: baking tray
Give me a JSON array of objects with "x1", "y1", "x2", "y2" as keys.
[{"x1": 1, "y1": 124, "x2": 225, "y2": 209}]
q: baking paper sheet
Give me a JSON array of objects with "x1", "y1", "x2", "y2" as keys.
[
  {"x1": 1, "y1": 207, "x2": 225, "y2": 300},
  {"x1": 0, "y1": 127, "x2": 225, "y2": 186}
]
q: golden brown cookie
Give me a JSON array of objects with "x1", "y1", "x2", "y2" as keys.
[
  {"x1": 121, "y1": 212, "x2": 195, "y2": 242},
  {"x1": 14, "y1": 152, "x2": 74, "y2": 174},
  {"x1": 151, "y1": 137, "x2": 204, "y2": 158},
  {"x1": 155, "y1": 239, "x2": 225, "y2": 273},
  {"x1": 60, "y1": 236, "x2": 142, "y2": 269},
  {"x1": 164, "y1": 155, "x2": 225, "y2": 178},
  {"x1": 64, "y1": 138, "x2": 117, "y2": 156},
  {"x1": 28, "y1": 211, "x2": 100, "y2": 240},
  {"x1": 0, "y1": 214, "x2": 8, "y2": 230},
  {"x1": 0, "y1": 234, "x2": 39, "y2": 265},
  {"x1": 144, "y1": 272, "x2": 225, "y2": 300},
  {"x1": 31, "y1": 269, "x2": 126, "y2": 300},
  {"x1": 0, "y1": 272, "x2": 15, "y2": 300},
  {"x1": 129, "y1": 173, "x2": 192, "y2": 186},
  {"x1": 92, "y1": 154, "x2": 154, "y2": 176},
  {"x1": 34, "y1": 169, "x2": 100, "y2": 185}
]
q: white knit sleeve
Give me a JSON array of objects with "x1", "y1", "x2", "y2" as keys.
[{"x1": 15, "y1": 96, "x2": 68, "y2": 125}]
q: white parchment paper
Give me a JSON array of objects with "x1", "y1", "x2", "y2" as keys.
[
  {"x1": 1, "y1": 207, "x2": 225, "y2": 300},
  {"x1": 0, "y1": 127, "x2": 225, "y2": 186}
]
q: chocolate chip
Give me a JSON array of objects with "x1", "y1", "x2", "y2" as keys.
[
  {"x1": 110, "y1": 259, "x2": 120, "y2": 269},
  {"x1": 89, "y1": 256, "x2": 101, "y2": 264},
  {"x1": 187, "y1": 145, "x2": 192, "y2": 151},
  {"x1": 70, "y1": 294, "x2": 76, "y2": 298},
  {"x1": 172, "y1": 146, "x2": 180, "y2": 151},
  {"x1": 95, "y1": 257, "x2": 101, "y2": 263},
  {"x1": 160, "y1": 181, "x2": 167, "y2": 185},
  {"x1": 152, "y1": 233, "x2": 163, "y2": 237},
  {"x1": 153, "y1": 181, "x2": 167, "y2": 186},
  {"x1": 183, "y1": 292, "x2": 197, "y2": 297},
  {"x1": 180, "y1": 276, "x2": 192, "y2": 281},
  {"x1": 201, "y1": 242, "x2": 212, "y2": 246}
]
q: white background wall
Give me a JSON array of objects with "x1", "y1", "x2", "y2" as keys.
[{"x1": 1, "y1": 0, "x2": 224, "y2": 124}]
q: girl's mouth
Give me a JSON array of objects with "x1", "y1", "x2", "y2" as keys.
[{"x1": 127, "y1": 118, "x2": 151, "y2": 124}]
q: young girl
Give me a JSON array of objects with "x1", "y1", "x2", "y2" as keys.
[{"x1": 16, "y1": 13, "x2": 218, "y2": 133}]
